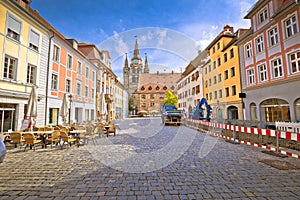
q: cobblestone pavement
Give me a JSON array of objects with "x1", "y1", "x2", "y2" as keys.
[{"x1": 1, "y1": 118, "x2": 300, "y2": 200}]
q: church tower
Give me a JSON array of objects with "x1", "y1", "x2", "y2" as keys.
[
  {"x1": 123, "y1": 53, "x2": 129, "y2": 90},
  {"x1": 144, "y1": 53, "x2": 149, "y2": 73},
  {"x1": 123, "y1": 37, "x2": 145, "y2": 95}
]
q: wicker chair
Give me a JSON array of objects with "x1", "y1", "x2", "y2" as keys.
[
  {"x1": 9, "y1": 132, "x2": 24, "y2": 148},
  {"x1": 60, "y1": 131, "x2": 77, "y2": 149},
  {"x1": 47, "y1": 130, "x2": 61, "y2": 148},
  {"x1": 23, "y1": 133, "x2": 41, "y2": 151}
]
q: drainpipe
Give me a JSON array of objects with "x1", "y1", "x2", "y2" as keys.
[{"x1": 44, "y1": 30, "x2": 54, "y2": 126}]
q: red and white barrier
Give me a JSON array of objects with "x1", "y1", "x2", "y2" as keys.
[{"x1": 186, "y1": 119, "x2": 300, "y2": 159}]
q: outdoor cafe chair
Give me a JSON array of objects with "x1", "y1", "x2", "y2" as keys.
[
  {"x1": 23, "y1": 133, "x2": 41, "y2": 151},
  {"x1": 9, "y1": 132, "x2": 24, "y2": 148},
  {"x1": 47, "y1": 130, "x2": 61, "y2": 148},
  {"x1": 107, "y1": 123, "x2": 116, "y2": 137},
  {"x1": 60, "y1": 131, "x2": 77, "y2": 149},
  {"x1": 85, "y1": 127, "x2": 98, "y2": 145}
]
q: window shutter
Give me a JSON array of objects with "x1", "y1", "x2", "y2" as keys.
[
  {"x1": 30, "y1": 30, "x2": 39, "y2": 46},
  {"x1": 8, "y1": 15, "x2": 21, "y2": 34}
]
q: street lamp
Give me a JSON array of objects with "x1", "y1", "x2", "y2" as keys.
[{"x1": 68, "y1": 94, "x2": 72, "y2": 125}]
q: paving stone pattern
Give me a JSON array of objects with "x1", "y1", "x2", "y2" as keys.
[{"x1": 1, "y1": 118, "x2": 300, "y2": 199}]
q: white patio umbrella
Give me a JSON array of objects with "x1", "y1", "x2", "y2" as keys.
[
  {"x1": 101, "y1": 93, "x2": 107, "y2": 116},
  {"x1": 25, "y1": 86, "x2": 37, "y2": 130},
  {"x1": 59, "y1": 93, "x2": 68, "y2": 124}
]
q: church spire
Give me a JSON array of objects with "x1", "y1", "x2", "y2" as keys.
[
  {"x1": 144, "y1": 53, "x2": 149, "y2": 73},
  {"x1": 133, "y1": 36, "x2": 141, "y2": 60},
  {"x1": 123, "y1": 53, "x2": 129, "y2": 73}
]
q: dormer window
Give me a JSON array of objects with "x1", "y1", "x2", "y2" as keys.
[
  {"x1": 148, "y1": 86, "x2": 152, "y2": 90},
  {"x1": 141, "y1": 86, "x2": 145, "y2": 91},
  {"x1": 258, "y1": 8, "x2": 268, "y2": 24},
  {"x1": 156, "y1": 86, "x2": 160, "y2": 90},
  {"x1": 163, "y1": 86, "x2": 167, "y2": 90}
]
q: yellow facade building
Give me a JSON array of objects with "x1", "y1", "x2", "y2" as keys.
[
  {"x1": 0, "y1": 0, "x2": 49, "y2": 131},
  {"x1": 204, "y1": 25, "x2": 247, "y2": 121}
]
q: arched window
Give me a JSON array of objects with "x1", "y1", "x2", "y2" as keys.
[
  {"x1": 156, "y1": 86, "x2": 160, "y2": 90},
  {"x1": 260, "y1": 98, "x2": 290, "y2": 122},
  {"x1": 148, "y1": 86, "x2": 152, "y2": 90},
  {"x1": 141, "y1": 86, "x2": 145, "y2": 91},
  {"x1": 250, "y1": 102, "x2": 257, "y2": 120},
  {"x1": 227, "y1": 106, "x2": 238, "y2": 120},
  {"x1": 163, "y1": 86, "x2": 167, "y2": 90}
]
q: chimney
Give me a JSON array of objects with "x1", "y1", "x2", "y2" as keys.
[{"x1": 16, "y1": 0, "x2": 32, "y2": 9}]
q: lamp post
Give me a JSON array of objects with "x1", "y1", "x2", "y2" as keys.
[{"x1": 68, "y1": 94, "x2": 72, "y2": 125}]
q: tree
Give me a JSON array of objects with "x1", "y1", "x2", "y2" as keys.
[
  {"x1": 128, "y1": 97, "x2": 135, "y2": 112},
  {"x1": 163, "y1": 90, "x2": 178, "y2": 107}
]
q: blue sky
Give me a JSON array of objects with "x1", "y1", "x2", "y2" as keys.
[{"x1": 31, "y1": 0, "x2": 257, "y2": 81}]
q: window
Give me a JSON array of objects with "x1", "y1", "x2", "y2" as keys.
[
  {"x1": 224, "y1": 70, "x2": 229, "y2": 80},
  {"x1": 213, "y1": 76, "x2": 217, "y2": 84},
  {"x1": 51, "y1": 74, "x2": 58, "y2": 90},
  {"x1": 148, "y1": 86, "x2": 152, "y2": 90},
  {"x1": 66, "y1": 79, "x2": 71, "y2": 93},
  {"x1": 218, "y1": 73, "x2": 222, "y2": 82},
  {"x1": 53, "y1": 45, "x2": 60, "y2": 62},
  {"x1": 78, "y1": 61, "x2": 82, "y2": 74},
  {"x1": 217, "y1": 42, "x2": 220, "y2": 50},
  {"x1": 258, "y1": 8, "x2": 268, "y2": 24},
  {"x1": 85, "y1": 86, "x2": 88, "y2": 97},
  {"x1": 160, "y1": 94, "x2": 164, "y2": 99},
  {"x1": 289, "y1": 51, "x2": 300, "y2": 74},
  {"x1": 258, "y1": 64, "x2": 268, "y2": 82},
  {"x1": 268, "y1": 26, "x2": 279, "y2": 46},
  {"x1": 3, "y1": 56, "x2": 17, "y2": 80},
  {"x1": 205, "y1": 67, "x2": 207, "y2": 74},
  {"x1": 76, "y1": 81, "x2": 81, "y2": 96},
  {"x1": 27, "y1": 64, "x2": 36, "y2": 84},
  {"x1": 209, "y1": 78, "x2": 211, "y2": 86},
  {"x1": 212, "y1": 47, "x2": 215, "y2": 53},
  {"x1": 150, "y1": 94, "x2": 155, "y2": 99},
  {"x1": 219, "y1": 89, "x2": 222, "y2": 98},
  {"x1": 284, "y1": 15, "x2": 298, "y2": 38},
  {"x1": 156, "y1": 86, "x2": 160, "y2": 90},
  {"x1": 247, "y1": 68, "x2": 255, "y2": 85},
  {"x1": 209, "y1": 92, "x2": 212, "y2": 100},
  {"x1": 225, "y1": 87, "x2": 229, "y2": 97},
  {"x1": 150, "y1": 102, "x2": 155, "y2": 107},
  {"x1": 224, "y1": 53, "x2": 228, "y2": 63},
  {"x1": 205, "y1": 80, "x2": 208, "y2": 88},
  {"x1": 214, "y1": 91, "x2": 217, "y2": 99},
  {"x1": 232, "y1": 85, "x2": 236, "y2": 96},
  {"x1": 206, "y1": 93, "x2": 208, "y2": 100},
  {"x1": 141, "y1": 94, "x2": 146, "y2": 99},
  {"x1": 230, "y1": 48, "x2": 234, "y2": 58},
  {"x1": 85, "y1": 67, "x2": 89, "y2": 78},
  {"x1": 231, "y1": 67, "x2": 235, "y2": 77},
  {"x1": 218, "y1": 57, "x2": 221, "y2": 66},
  {"x1": 141, "y1": 86, "x2": 145, "y2": 91},
  {"x1": 271, "y1": 58, "x2": 283, "y2": 78},
  {"x1": 92, "y1": 89, "x2": 95, "y2": 99},
  {"x1": 255, "y1": 36, "x2": 264, "y2": 53},
  {"x1": 29, "y1": 29, "x2": 39, "y2": 51},
  {"x1": 67, "y1": 54, "x2": 72, "y2": 69},
  {"x1": 6, "y1": 15, "x2": 21, "y2": 41},
  {"x1": 245, "y1": 42, "x2": 252, "y2": 58},
  {"x1": 92, "y1": 71, "x2": 96, "y2": 81},
  {"x1": 208, "y1": 65, "x2": 211, "y2": 72}
]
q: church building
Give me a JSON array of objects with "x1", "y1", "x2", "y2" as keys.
[{"x1": 123, "y1": 38, "x2": 181, "y2": 115}]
